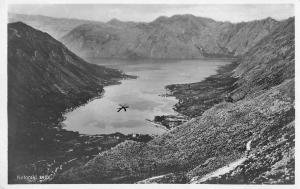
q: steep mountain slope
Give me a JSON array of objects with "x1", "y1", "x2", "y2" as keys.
[
  {"x1": 166, "y1": 17, "x2": 294, "y2": 117},
  {"x1": 54, "y1": 18, "x2": 294, "y2": 184},
  {"x1": 61, "y1": 14, "x2": 279, "y2": 59},
  {"x1": 231, "y1": 17, "x2": 295, "y2": 101},
  {"x1": 8, "y1": 13, "x2": 102, "y2": 39},
  {"x1": 8, "y1": 22, "x2": 126, "y2": 180}
]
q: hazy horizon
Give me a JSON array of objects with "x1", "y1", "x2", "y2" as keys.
[{"x1": 8, "y1": 4, "x2": 294, "y2": 23}]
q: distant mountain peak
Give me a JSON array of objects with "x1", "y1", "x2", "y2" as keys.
[
  {"x1": 9, "y1": 21, "x2": 35, "y2": 32},
  {"x1": 152, "y1": 14, "x2": 215, "y2": 24},
  {"x1": 107, "y1": 18, "x2": 122, "y2": 24},
  {"x1": 9, "y1": 21, "x2": 26, "y2": 26},
  {"x1": 264, "y1": 16, "x2": 275, "y2": 21}
]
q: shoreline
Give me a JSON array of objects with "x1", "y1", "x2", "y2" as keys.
[
  {"x1": 9, "y1": 73, "x2": 146, "y2": 184},
  {"x1": 165, "y1": 61, "x2": 239, "y2": 118},
  {"x1": 86, "y1": 56, "x2": 239, "y2": 62},
  {"x1": 151, "y1": 61, "x2": 239, "y2": 129},
  {"x1": 62, "y1": 74, "x2": 138, "y2": 116}
]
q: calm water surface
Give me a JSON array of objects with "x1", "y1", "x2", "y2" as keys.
[{"x1": 63, "y1": 59, "x2": 229, "y2": 135}]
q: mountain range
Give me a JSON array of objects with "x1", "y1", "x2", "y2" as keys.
[
  {"x1": 61, "y1": 15, "x2": 280, "y2": 59},
  {"x1": 10, "y1": 13, "x2": 280, "y2": 59},
  {"x1": 7, "y1": 13, "x2": 295, "y2": 184}
]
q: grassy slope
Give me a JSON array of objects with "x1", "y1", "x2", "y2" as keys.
[{"x1": 54, "y1": 18, "x2": 294, "y2": 184}]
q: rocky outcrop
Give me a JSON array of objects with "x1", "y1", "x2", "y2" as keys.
[
  {"x1": 60, "y1": 15, "x2": 280, "y2": 59},
  {"x1": 54, "y1": 17, "x2": 294, "y2": 184}
]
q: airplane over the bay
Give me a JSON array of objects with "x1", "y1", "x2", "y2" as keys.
[{"x1": 117, "y1": 104, "x2": 129, "y2": 112}]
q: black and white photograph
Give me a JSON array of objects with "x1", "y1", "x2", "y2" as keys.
[{"x1": 0, "y1": 0, "x2": 298, "y2": 186}]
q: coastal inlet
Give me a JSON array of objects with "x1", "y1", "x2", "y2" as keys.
[{"x1": 63, "y1": 58, "x2": 230, "y2": 135}]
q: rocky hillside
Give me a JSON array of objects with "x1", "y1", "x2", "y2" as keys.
[
  {"x1": 8, "y1": 22, "x2": 126, "y2": 181},
  {"x1": 54, "y1": 18, "x2": 294, "y2": 184},
  {"x1": 166, "y1": 17, "x2": 295, "y2": 118},
  {"x1": 231, "y1": 17, "x2": 295, "y2": 100},
  {"x1": 8, "y1": 13, "x2": 102, "y2": 39},
  {"x1": 61, "y1": 14, "x2": 279, "y2": 59}
]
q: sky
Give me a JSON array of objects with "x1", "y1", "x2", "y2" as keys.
[{"x1": 8, "y1": 4, "x2": 294, "y2": 23}]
